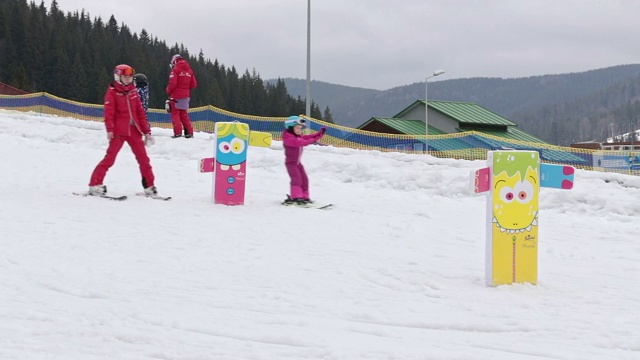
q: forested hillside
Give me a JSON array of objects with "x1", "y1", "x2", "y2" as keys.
[
  {"x1": 513, "y1": 75, "x2": 640, "y2": 145},
  {"x1": 0, "y1": 0, "x2": 327, "y2": 120},
  {"x1": 281, "y1": 65, "x2": 640, "y2": 145}
]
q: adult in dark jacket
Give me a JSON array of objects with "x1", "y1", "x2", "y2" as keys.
[
  {"x1": 87, "y1": 64, "x2": 159, "y2": 197},
  {"x1": 282, "y1": 115, "x2": 326, "y2": 204},
  {"x1": 166, "y1": 54, "x2": 197, "y2": 138}
]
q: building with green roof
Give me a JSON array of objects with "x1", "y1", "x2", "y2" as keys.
[
  {"x1": 356, "y1": 100, "x2": 588, "y2": 165},
  {"x1": 360, "y1": 99, "x2": 546, "y2": 143}
]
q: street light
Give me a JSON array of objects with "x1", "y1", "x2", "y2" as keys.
[
  {"x1": 305, "y1": 0, "x2": 311, "y2": 118},
  {"x1": 626, "y1": 122, "x2": 638, "y2": 175},
  {"x1": 631, "y1": 114, "x2": 640, "y2": 143},
  {"x1": 626, "y1": 122, "x2": 638, "y2": 151},
  {"x1": 631, "y1": 123, "x2": 635, "y2": 152},
  {"x1": 425, "y1": 69, "x2": 445, "y2": 153}
]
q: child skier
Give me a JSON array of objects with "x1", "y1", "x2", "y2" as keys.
[
  {"x1": 87, "y1": 64, "x2": 159, "y2": 197},
  {"x1": 282, "y1": 115, "x2": 326, "y2": 205}
]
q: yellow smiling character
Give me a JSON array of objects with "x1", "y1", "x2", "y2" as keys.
[{"x1": 488, "y1": 151, "x2": 540, "y2": 285}]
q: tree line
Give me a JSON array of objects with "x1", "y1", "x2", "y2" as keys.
[
  {"x1": 511, "y1": 76, "x2": 640, "y2": 146},
  {"x1": 0, "y1": 0, "x2": 333, "y2": 122}
]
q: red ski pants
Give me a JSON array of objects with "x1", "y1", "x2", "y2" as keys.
[
  {"x1": 89, "y1": 132, "x2": 155, "y2": 188},
  {"x1": 171, "y1": 108, "x2": 194, "y2": 136}
]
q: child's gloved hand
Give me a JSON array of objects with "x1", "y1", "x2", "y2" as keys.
[
  {"x1": 319, "y1": 127, "x2": 327, "y2": 134},
  {"x1": 144, "y1": 134, "x2": 155, "y2": 147}
]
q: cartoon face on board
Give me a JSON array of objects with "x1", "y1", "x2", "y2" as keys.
[
  {"x1": 491, "y1": 157, "x2": 539, "y2": 234},
  {"x1": 216, "y1": 123, "x2": 248, "y2": 168}
]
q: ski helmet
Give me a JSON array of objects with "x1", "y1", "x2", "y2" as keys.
[
  {"x1": 113, "y1": 64, "x2": 135, "y2": 82},
  {"x1": 284, "y1": 115, "x2": 306, "y2": 129},
  {"x1": 170, "y1": 54, "x2": 182, "y2": 69},
  {"x1": 134, "y1": 73, "x2": 147, "y2": 84}
]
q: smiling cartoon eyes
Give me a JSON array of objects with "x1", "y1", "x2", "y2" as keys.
[
  {"x1": 218, "y1": 138, "x2": 246, "y2": 154},
  {"x1": 499, "y1": 181, "x2": 534, "y2": 204}
]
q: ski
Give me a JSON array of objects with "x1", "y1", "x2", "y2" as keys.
[
  {"x1": 282, "y1": 201, "x2": 333, "y2": 209},
  {"x1": 73, "y1": 192, "x2": 127, "y2": 201},
  {"x1": 135, "y1": 192, "x2": 172, "y2": 201},
  {"x1": 281, "y1": 195, "x2": 331, "y2": 209},
  {"x1": 306, "y1": 203, "x2": 333, "y2": 209}
]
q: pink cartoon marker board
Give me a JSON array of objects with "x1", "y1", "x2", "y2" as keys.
[
  {"x1": 470, "y1": 151, "x2": 574, "y2": 286},
  {"x1": 199, "y1": 126, "x2": 273, "y2": 205},
  {"x1": 212, "y1": 122, "x2": 249, "y2": 205}
]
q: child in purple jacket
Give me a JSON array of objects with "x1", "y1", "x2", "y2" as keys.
[{"x1": 282, "y1": 115, "x2": 326, "y2": 205}]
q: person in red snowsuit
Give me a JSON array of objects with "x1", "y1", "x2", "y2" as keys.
[
  {"x1": 88, "y1": 64, "x2": 158, "y2": 197},
  {"x1": 166, "y1": 54, "x2": 198, "y2": 138},
  {"x1": 282, "y1": 115, "x2": 326, "y2": 204}
]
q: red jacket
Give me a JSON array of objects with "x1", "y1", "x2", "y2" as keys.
[
  {"x1": 104, "y1": 81, "x2": 150, "y2": 136},
  {"x1": 166, "y1": 59, "x2": 197, "y2": 99}
]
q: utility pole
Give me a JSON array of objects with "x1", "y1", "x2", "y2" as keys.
[{"x1": 305, "y1": 0, "x2": 311, "y2": 118}]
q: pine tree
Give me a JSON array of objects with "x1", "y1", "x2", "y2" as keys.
[
  {"x1": 10, "y1": 65, "x2": 29, "y2": 90},
  {"x1": 0, "y1": 0, "x2": 332, "y2": 120},
  {"x1": 323, "y1": 106, "x2": 334, "y2": 124}
]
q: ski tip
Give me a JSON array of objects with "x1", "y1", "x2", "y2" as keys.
[
  {"x1": 72, "y1": 192, "x2": 127, "y2": 200},
  {"x1": 281, "y1": 201, "x2": 333, "y2": 209},
  {"x1": 106, "y1": 195, "x2": 128, "y2": 201},
  {"x1": 135, "y1": 192, "x2": 172, "y2": 200}
]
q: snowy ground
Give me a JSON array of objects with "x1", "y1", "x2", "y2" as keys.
[{"x1": 0, "y1": 109, "x2": 638, "y2": 360}]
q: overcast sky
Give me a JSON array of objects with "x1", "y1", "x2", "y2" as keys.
[{"x1": 48, "y1": 0, "x2": 640, "y2": 90}]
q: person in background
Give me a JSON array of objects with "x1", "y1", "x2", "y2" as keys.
[
  {"x1": 281, "y1": 115, "x2": 326, "y2": 205},
  {"x1": 87, "y1": 64, "x2": 159, "y2": 197},
  {"x1": 134, "y1": 73, "x2": 149, "y2": 123},
  {"x1": 166, "y1": 54, "x2": 197, "y2": 138}
]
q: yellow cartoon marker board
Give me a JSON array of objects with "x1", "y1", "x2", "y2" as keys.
[
  {"x1": 471, "y1": 150, "x2": 575, "y2": 286},
  {"x1": 487, "y1": 151, "x2": 540, "y2": 286}
]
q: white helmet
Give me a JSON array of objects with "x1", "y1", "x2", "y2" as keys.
[{"x1": 170, "y1": 54, "x2": 182, "y2": 69}]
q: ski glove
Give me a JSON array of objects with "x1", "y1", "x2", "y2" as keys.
[
  {"x1": 319, "y1": 127, "x2": 327, "y2": 134},
  {"x1": 165, "y1": 99, "x2": 172, "y2": 113},
  {"x1": 107, "y1": 132, "x2": 114, "y2": 140},
  {"x1": 144, "y1": 134, "x2": 155, "y2": 147}
]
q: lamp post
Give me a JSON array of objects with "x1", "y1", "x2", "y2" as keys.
[
  {"x1": 608, "y1": 123, "x2": 615, "y2": 140},
  {"x1": 627, "y1": 122, "x2": 637, "y2": 175},
  {"x1": 425, "y1": 70, "x2": 445, "y2": 153},
  {"x1": 631, "y1": 114, "x2": 640, "y2": 145},
  {"x1": 305, "y1": 0, "x2": 311, "y2": 118}
]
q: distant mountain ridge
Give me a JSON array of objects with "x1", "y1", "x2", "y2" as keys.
[{"x1": 272, "y1": 64, "x2": 640, "y2": 145}]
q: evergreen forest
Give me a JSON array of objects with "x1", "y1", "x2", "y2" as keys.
[{"x1": 0, "y1": 0, "x2": 331, "y2": 121}]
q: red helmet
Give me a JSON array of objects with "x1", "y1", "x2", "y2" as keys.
[{"x1": 113, "y1": 64, "x2": 135, "y2": 82}]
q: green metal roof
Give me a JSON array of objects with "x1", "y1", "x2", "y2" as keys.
[
  {"x1": 459, "y1": 126, "x2": 547, "y2": 144},
  {"x1": 370, "y1": 117, "x2": 446, "y2": 135},
  {"x1": 460, "y1": 129, "x2": 586, "y2": 164},
  {"x1": 394, "y1": 100, "x2": 517, "y2": 126},
  {"x1": 365, "y1": 117, "x2": 546, "y2": 144}
]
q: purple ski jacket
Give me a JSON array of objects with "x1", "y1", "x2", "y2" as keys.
[{"x1": 282, "y1": 130, "x2": 324, "y2": 164}]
